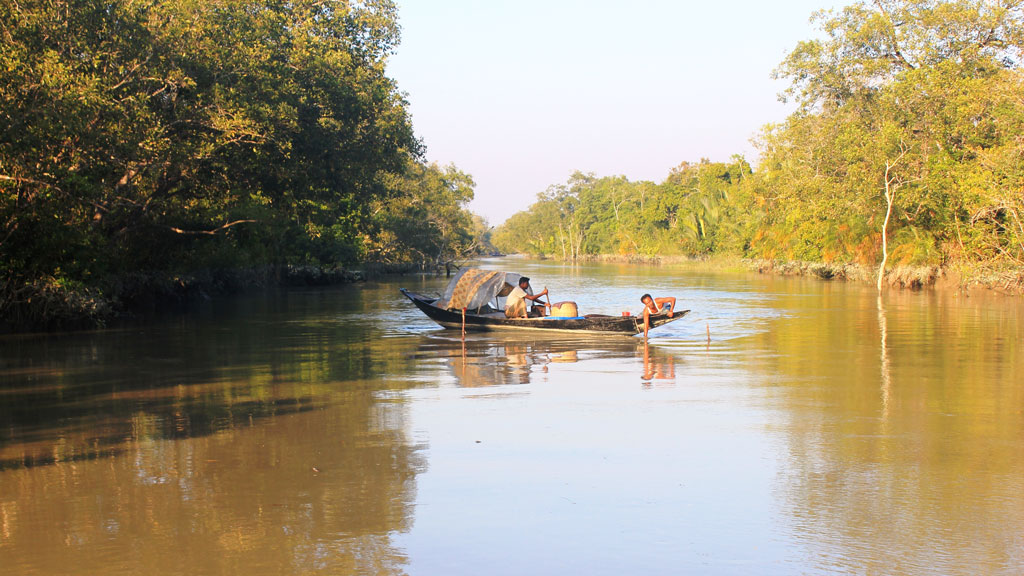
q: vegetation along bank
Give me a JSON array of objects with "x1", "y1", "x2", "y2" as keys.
[
  {"x1": 3, "y1": 0, "x2": 1022, "y2": 331},
  {"x1": 492, "y1": 1, "x2": 1024, "y2": 294},
  {"x1": 0, "y1": 1, "x2": 489, "y2": 332}
]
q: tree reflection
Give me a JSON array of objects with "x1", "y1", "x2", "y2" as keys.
[
  {"x1": 877, "y1": 294, "x2": 891, "y2": 419},
  {"x1": 0, "y1": 399, "x2": 422, "y2": 574},
  {"x1": 747, "y1": 286, "x2": 1024, "y2": 574},
  {"x1": 0, "y1": 285, "x2": 434, "y2": 573},
  {"x1": 0, "y1": 289, "x2": 429, "y2": 470}
]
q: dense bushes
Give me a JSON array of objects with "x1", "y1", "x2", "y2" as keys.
[
  {"x1": 0, "y1": 1, "x2": 483, "y2": 330},
  {"x1": 493, "y1": 0, "x2": 1024, "y2": 290}
]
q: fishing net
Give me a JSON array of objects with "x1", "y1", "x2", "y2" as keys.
[{"x1": 437, "y1": 268, "x2": 525, "y2": 311}]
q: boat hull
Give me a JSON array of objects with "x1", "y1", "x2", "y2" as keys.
[{"x1": 400, "y1": 288, "x2": 687, "y2": 335}]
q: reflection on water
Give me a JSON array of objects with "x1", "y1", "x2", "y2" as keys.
[
  {"x1": 0, "y1": 275, "x2": 687, "y2": 575},
  {"x1": 642, "y1": 341, "x2": 676, "y2": 385},
  {"x1": 1, "y1": 262, "x2": 1023, "y2": 575},
  {"x1": 413, "y1": 333, "x2": 675, "y2": 387},
  {"x1": 0, "y1": 403, "x2": 421, "y2": 575},
  {"x1": 878, "y1": 294, "x2": 892, "y2": 417},
  {"x1": 747, "y1": 285, "x2": 1024, "y2": 575},
  {"x1": 0, "y1": 284, "x2": 433, "y2": 574},
  {"x1": 0, "y1": 289, "x2": 422, "y2": 470}
]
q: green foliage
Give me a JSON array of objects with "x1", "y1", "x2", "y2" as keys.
[
  {"x1": 495, "y1": 1, "x2": 1024, "y2": 279},
  {"x1": 363, "y1": 161, "x2": 484, "y2": 264},
  {"x1": 762, "y1": 0, "x2": 1024, "y2": 272},
  {"x1": 1, "y1": 0, "x2": 482, "y2": 323},
  {"x1": 492, "y1": 159, "x2": 754, "y2": 259}
]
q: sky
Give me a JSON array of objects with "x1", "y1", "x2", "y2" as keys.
[{"x1": 386, "y1": 0, "x2": 838, "y2": 226}]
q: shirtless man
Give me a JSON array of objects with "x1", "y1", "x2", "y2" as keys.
[
  {"x1": 505, "y1": 277, "x2": 549, "y2": 318},
  {"x1": 640, "y1": 293, "x2": 676, "y2": 339}
]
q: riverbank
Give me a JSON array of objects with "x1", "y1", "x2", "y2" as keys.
[
  {"x1": 6, "y1": 255, "x2": 1017, "y2": 334},
  {"x1": 1, "y1": 256, "x2": 485, "y2": 334},
  {"x1": 0, "y1": 265, "x2": 369, "y2": 334},
  {"x1": 576, "y1": 253, "x2": 1024, "y2": 295}
]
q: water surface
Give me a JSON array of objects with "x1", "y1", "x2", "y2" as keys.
[{"x1": 1, "y1": 259, "x2": 1022, "y2": 574}]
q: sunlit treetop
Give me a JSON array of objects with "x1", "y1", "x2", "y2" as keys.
[{"x1": 775, "y1": 0, "x2": 1024, "y2": 109}]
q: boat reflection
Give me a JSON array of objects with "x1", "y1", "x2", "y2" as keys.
[{"x1": 413, "y1": 334, "x2": 678, "y2": 387}]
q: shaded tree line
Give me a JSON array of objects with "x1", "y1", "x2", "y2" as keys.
[
  {"x1": 0, "y1": 0, "x2": 484, "y2": 329},
  {"x1": 494, "y1": 0, "x2": 1024, "y2": 289}
]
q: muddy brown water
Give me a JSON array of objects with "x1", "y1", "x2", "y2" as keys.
[{"x1": 1, "y1": 258, "x2": 1022, "y2": 575}]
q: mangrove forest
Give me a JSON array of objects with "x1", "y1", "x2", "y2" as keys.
[
  {"x1": 3, "y1": 0, "x2": 1022, "y2": 332},
  {"x1": 493, "y1": 0, "x2": 1024, "y2": 291},
  {"x1": 0, "y1": 0, "x2": 487, "y2": 330}
]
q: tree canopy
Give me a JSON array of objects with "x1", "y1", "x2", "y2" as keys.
[
  {"x1": 494, "y1": 0, "x2": 1024, "y2": 287},
  {"x1": 1, "y1": 0, "x2": 485, "y2": 328}
]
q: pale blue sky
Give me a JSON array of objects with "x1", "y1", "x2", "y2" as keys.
[{"x1": 387, "y1": 1, "x2": 838, "y2": 225}]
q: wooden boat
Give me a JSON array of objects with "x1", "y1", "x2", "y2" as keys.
[{"x1": 400, "y1": 268, "x2": 688, "y2": 335}]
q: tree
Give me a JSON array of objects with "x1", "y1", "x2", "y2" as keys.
[
  {"x1": 0, "y1": 0, "x2": 417, "y2": 279},
  {"x1": 766, "y1": 0, "x2": 1024, "y2": 281},
  {"x1": 1, "y1": 0, "x2": 437, "y2": 328},
  {"x1": 364, "y1": 161, "x2": 480, "y2": 265}
]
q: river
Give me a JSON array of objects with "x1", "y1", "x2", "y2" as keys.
[{"x1": 1, "y1": 258, "x2": 1022, "y2": 575}]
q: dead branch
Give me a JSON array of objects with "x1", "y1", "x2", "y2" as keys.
[
  {"x1": 872, "y1": 0, "x2": 917, "y2": 71},
  {"x1": 1008, "y1": 206, "x2": 1024, "y2": 258},
  {"x1": 0, "y1": 174, "x2": 60, "y2": 191},
  {"x1": 109, "y1": 53, "x2": 152, "y2": 92},
  {"x1": 878, "y1": 141, "x2": 909, "y2": 290},
  {"x1": 167, "y1": 219, "x2": 257, "y2": 236}
]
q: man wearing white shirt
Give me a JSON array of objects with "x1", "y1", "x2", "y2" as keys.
[{"x1": 504, "y1": 277, "x2": 548, "y2": 318}]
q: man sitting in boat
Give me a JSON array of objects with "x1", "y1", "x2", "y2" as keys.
[
  {"x1": 505, "y1": 277, "x2": 549, "y2": 318},
  {"x1": 640, "y1": 293, "x2": 676, "y2": 338}
]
